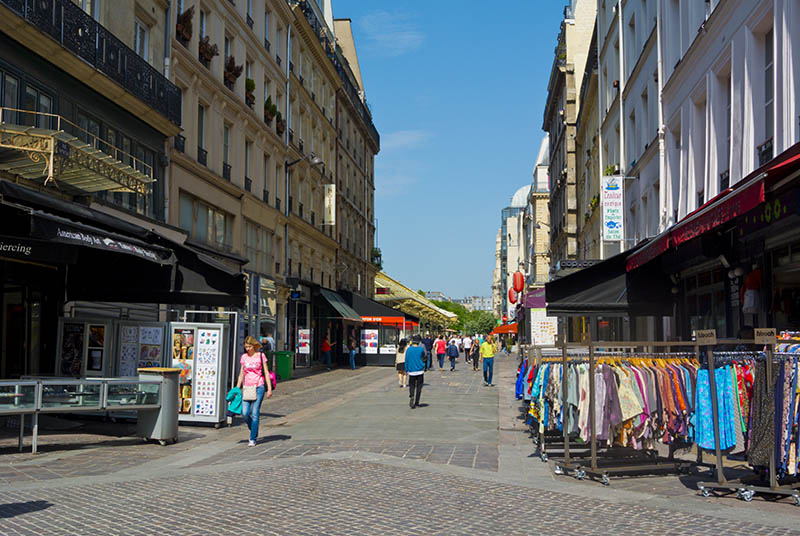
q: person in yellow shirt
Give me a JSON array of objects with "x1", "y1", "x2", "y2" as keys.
[{"x1": 480, "y1": 335, "x2": 496, "y2": 386}]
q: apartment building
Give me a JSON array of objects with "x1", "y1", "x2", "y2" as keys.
[
  {"x1": 523, "y1": 135, "x2": 551, "y2": 287},
  {"x1": 543, "y1": 0, "x2": 597, "y2": 276},
  {"x1": 168, "y1": 0, "x2": 379, "y2": 359}
]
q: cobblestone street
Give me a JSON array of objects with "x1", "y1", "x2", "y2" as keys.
[{"x1": 1, "y1": 357, "x2": 799, "y2": 535}]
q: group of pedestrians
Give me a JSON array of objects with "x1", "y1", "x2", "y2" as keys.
[{"x1": 395, "y1": 333, "x2": 500, "y2": 409}]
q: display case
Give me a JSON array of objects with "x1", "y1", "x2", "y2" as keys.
[
  {"x1": 56, "y1": 318, "x2": 114, "y2": 377},
  {"x1": 39, "y1": 380, "x2": 103, "y2": 411},
  {"x1": 116, "y1": 322, "x2": 168, "y2": 377},
  {"x1": 104, "y1": 380, "x2": 161, "y2": 409},
  {"x1": 0, "y1": 381, "x2": 38, "y2": 414}
]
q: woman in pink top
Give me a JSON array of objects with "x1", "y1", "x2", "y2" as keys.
[
  {"x1": 434, "y1": 335, "x2": 447, "y2": 371},
  {"x1": 237, "y1": 336, "x2": 273, "y2": 446}
]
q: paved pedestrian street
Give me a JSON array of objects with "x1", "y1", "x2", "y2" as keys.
[{"x1": 1, "y1": 357, "x2": 799, "y2": 535}]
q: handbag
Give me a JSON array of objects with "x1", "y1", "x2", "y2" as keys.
[
  {"x1": 261, "y1": 352, "x2": 277, "y2": 390},
  {"x1": 242, "y1": 384, "x2": 258, "y2": 401}
]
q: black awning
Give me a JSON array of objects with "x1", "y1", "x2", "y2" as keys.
[
  {"x1": 172, "y1": 245, "x2": 247, "y2": 308},
  {"x1": 317, "y1": 289, "x2": 362, "y2": 322},
  {"x1": 343, "y1": 290, "x2": 408, "y2": 319},
  {"x1": 546, "y1": 241, "x2": 672, "y2": 316}
]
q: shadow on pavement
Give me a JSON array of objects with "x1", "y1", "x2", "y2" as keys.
[{"x1": 0, "y1": 500, "x2": 52, "y2": 518}]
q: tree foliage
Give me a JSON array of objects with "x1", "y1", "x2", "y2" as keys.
[{"x1": 431, "y1": 301, "x2": 497, "y2": 335}]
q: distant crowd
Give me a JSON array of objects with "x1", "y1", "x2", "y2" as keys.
[{"x1": 394, "y1": 333, "x2": 514, "y2": 409}]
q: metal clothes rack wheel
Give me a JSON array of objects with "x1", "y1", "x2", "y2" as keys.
[{"x1": 696, "y1": 342, "x2": 800, "y2": 506}]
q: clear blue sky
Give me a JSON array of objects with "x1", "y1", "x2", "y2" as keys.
[{"x1": 334, "y1": 1, "x2": 565, "y2": 298}]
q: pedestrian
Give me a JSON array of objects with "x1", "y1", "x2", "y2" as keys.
[
  {"x1": 396, "y1": 338, "x2": 408, "y2": 388},
  {"x1": 404, "y1": 335, "x2": 426, "y2": 409},
  {"x1": 321, "y1": 334, "x2": 332, "y2": 370},
  {"x1": 236, "y1": 336, "x2": 273, "y2": 446},
  {"x1": 433, "y1": 335, "x2": 447, "y2": 371},
  {"x1": 421, "y1": 333, "x2": 434, "y2": 371},
  {"x1": 446, "y1": 338, "x2": 459, "y2": 371},
  {"x1": 469, "y1": 339, "x2": 480, "y2": 371},
  {"x1": 480, "y1": 335, "x2": 496, "y2": 386},
  {"x1": 349, "y1": 336, "x2": 357, "y2": 369},
  {"x1": 462, "y1": 334, "x2": 472, "y2": 361}
]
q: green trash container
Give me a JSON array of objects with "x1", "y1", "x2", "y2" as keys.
[{"x1": 274, "y1": 351, "x2": 294, "y2": 380}]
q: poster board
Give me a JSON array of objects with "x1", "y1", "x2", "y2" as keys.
[
  {"x1": 361, "y1": 329, "x2": 378, "y2": 354},
  {"x1": 117, "y1": 322, "x2": 167, "y2": 377},
  {"x1": 56, "y1": 318, "x2": 113, "y2": 377},
  {"x1": 297, "y1": 329, "x2": 311, "y2": 354}
]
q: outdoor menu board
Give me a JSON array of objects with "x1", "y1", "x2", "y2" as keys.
[
  {"x1": 118, "y1": 324, "x2": 165, "y2": 377},
  {"x1": 193, "y1": 327, "x2": 221, "y2": 416},
  {"x1": 59, "y1": 322, "x2": 85, "y2": 376},
  {"x1": 361, "y1": 329, "x2": 378, "y2": 354}
]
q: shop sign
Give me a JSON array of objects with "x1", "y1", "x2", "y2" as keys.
[
  {"x1": 0, "y1": 235, "x2": 77, "y2": 264},
  {"x1": 323, "y1": 184, "x2": 336, "y2": 226},
  {"x1": 602, "y1": 176, "x2": 624, "y2": 241},
  {"x1": 380, "y1": 345, "x2": 397, "y2": 354},
  {"x1": 754, "y1": 328, "x2": 776, "y2": 344},
  {"x1": 694, "y1": 329, "x2": 717, "y2": 345}
]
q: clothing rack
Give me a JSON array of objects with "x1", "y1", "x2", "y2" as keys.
[
  {"x1": 696, "y1": 343, "x2": 800, "y2": 505},
  {"x1": 525, "y1": 339, "x2": 710, "y2": 485}
]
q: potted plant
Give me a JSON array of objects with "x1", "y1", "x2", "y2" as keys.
[
  {"x1": 198, "y1": 36, "x2": 219, "y2": 66},
  {"x1": 224, "y1": 56, "x2": 243, "y2": 87},
  {"x1": 275, "y1": 111, "x2": 286, "y2": 136},
  {"x1": 176, "y1": 6, "x2": 194, "y2": 46},
  {"x1": 245, "y1": 78, "x2": 256, "y2": 107},
  {"x1": 263, "y1": 95, "x2": 277, "y2": 124}
]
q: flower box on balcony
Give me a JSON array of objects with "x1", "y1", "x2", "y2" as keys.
[
  {"x1": 276, "y1": 114, "x2": 286, "y2": 136},
  {"x1": 245, "y1": 78, "x2": 256, "y2": 107},
  {"x1": 263, "y1": 96, "x2": 277, "y2": 124},
  {"x1": 198, "y1": 36, "x2": 219, "y2": 67},
  {"x1": 224, "y1": 56, "x2": 243, "y2": 86},
  {"x1": 176, "y1": 6, "x2": 194, "y2": 47}
]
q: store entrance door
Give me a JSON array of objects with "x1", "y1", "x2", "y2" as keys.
[{"x1": 1, "y1": 285, "x2": 44, "y2": 378}]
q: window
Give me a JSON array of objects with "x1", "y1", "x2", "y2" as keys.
[
  {"x1": 263, "y1": 154, "x2": 270, "y2": 201},
  {"x1": 23, "y1": 85, "x2": 53, "y2": 129},
  {"x1": 77, "y1": 0, "x2": 99, "y2": 20},
  {"x1": 764, "y1": 28, "x2": 774, "y2": 144},
  {"x1": 197, "y1": 104, "x2": 205, "y2": 149},
  {"x1": 276, "y1": 28, "x2": 281, "y2": 56},
  {"x1": 223, "y1": 124, "x2": 230, "y2": 164},
  {"x1": 265, "y1": 10, "x2": 270, "y2": 41},
  {"x1": 224, "y1": 36, "x2": 232, "y2": 59},
  {"x1": 246, "y1": 0, "x2": 252, "y2": 17},
  {"x1": 179, "y1": 192, "x2": 233, "y2": 250},
  {"x1": 244, "y1": 220, "x2": 273, "y2": 275},
  {"x1": 134, "y1": 19, "x2": 149, "y2": 62},
  {"x1": 245, "y1": 140, "x2": 251, "y2": 178},
  {"x1": 199, "y1": 10, "x2": 206, "y2": 38},
  {"x1": 1, "y1": 72, "x2": 19, "y2": 123}
]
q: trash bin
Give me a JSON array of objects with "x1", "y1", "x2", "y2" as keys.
[
  {"x1": 137, "y1": 368, "x2": 181, "y2": 446},
  {"x1": 274, "y1": 351, "x2": 294, "y2": 380}
]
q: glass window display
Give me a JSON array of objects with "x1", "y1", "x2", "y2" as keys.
[
  {"x1": 39, "y1": 381, "x2": 102, "y2": 410},
  {"x1": 0, "y1": 381, "x2": 37, "y2": 413}
]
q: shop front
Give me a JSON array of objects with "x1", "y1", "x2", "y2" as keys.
[{"x1": 314, "y1": 288, "x2": 362, "y2": 367}]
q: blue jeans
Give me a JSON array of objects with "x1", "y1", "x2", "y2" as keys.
[
  {"x1": 449, "y1": 356, "x2": 456, "y2": 370},
  {"x1": 322, "y1": 350, "x2": 331, "y2": 367},
  {"x1": 437, "y1": 353, "x2": 445, "y2": 369},
  {"x1": 483, "y1": 357, "x2": 494, "y2": 385},
  {"x1": 349, "y1": 349, "x2": 356, "y2": 369},
  {"x1": 241, "y1": 385, "x2": 265, "y2": 442},
  {"x1": 425, "y1": 351, "x2": 432, "y2": 370}
]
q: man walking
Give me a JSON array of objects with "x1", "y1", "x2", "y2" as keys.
[
  {"x1": 462, "y1": 335, "x2": 472, "y2": 362},
  {"x1": 421, "y1": 333, "x2": 434, "y2": 371},
  {"x1": 405, "y1": 335, "x2": 426, "y2": 409}
]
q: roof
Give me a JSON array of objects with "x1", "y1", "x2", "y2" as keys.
[
  {"x1": 374, "y1": 272, "x2": 457, "y2": 326},
  {"x1": 510, "y1": 185, "x2": 532, "y2": 208}
]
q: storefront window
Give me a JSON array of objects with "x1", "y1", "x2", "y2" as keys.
[{"x1": 685, "y1": 266, "x2": 726, "y2": 334}]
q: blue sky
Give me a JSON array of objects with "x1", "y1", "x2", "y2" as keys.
[{"x1": 334, "y1": 1, "x2": 565, "y2": 298}]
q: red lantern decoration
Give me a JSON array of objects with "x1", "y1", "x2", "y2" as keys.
[
  {"x1": 513, "y1": 271, "x2": 525, "y2": 293},
  {"x1": 508, "y1": 288, "x2": 517, "y2": 304}
]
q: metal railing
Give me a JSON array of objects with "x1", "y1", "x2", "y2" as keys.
[
  {"x1": 263, "y1": 189, "x2": 269, "y2": 203},
  {"x1": 198, "y1": 146, "x2": 208, "y2": 166},
  {"x1": 264, "y1": 39, "x2": 271, "y2": 52},
  {"x1": 174, "y1": 134, "x2": 185, "y2": 153},
  {"x1": 0, "y1": 0, "x2": 181, "y2": 125},
  {"x1": 222, "y1": 162, "x2": 232, "y2": 181},
  {"x1": 244, "y1": 176, "x2": 252, "y2": 191},
  {"x1": 0, "y1": 107, "x2": 152, "y2": 176}
]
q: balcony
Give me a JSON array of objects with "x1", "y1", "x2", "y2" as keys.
[
  {"x1": 276, "y1": 197, "x2": 281, "y2": 211},
  {"x1": 0, "y1": 0, "x2": 181, "y2": 127},
  {"x1": 299, "y1": 138, "x2": 304, "y2": 153},
  {"x1": 174, "y1": 134, "x2": 185, "y2": 153},
  {"x1": 298, "y1": 202, "x2": 304, "y2": 219},
  {"x1": 264, "y1": 39, "x2": 271, "y2": 52},
  {"x1": 263, "y1": 189, "x2": 269, "y2": 204},
  {"x1": 288, "y1": 128, "x2": 294, "y2": 145},
  {"x1": 222, "y1": 162, "x2": 231, "y2": 181},
  {"x1": 720, "y1": 169, "x2": 730, "y2": 191},
  {"x1": 311, "y1": 211, "x2": 315, "y2": 226},
  {"x1": 246, "y1": 14, "x2": 254, "y2": 29},
  {"x1": 289, "y1": 61, "x2": 294, "y2": 73},
  {"x1": 198, "y1": 146, "x2": 208, "y2": 166},
  {"x1": 299, "y1": 75, "x2": 304, "y2": 86},
  {"x1": 244, "y1": 176, "x2": 252, "y2": 192},
  {"x1": 288, "y1": 196, "x2": 293, "y2": 213},
  {"x1": 312, "y1": 92, "x2": 315, "y2": 102},
  {"x1": 276, "y1": 54, "x2": 282, "y2": 66}
]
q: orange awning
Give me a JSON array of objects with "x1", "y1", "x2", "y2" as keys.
[{"x1": 492, "y1": 323, "x2": 517, "y2": 335}]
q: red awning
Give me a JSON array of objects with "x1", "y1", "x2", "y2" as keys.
[
  {"x1": 626, "y1": 232, "x2": 670, "y2": 271},
  {"x1": 361, "y1": 316, "x2": 405, "y2": 325},
  {"x1": 492, "y1": 323, "x2": 518, "y2": 335}
]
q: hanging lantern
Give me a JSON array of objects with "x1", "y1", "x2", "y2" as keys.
[
  {"x1": 508, "y1": 288, "x2": 517, "y2": 304},
  {"x1": 513, "y1": 271, "x2": 525, "y2": 293}
]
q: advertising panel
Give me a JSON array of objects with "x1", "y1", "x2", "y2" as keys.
[{"x1": 601, "y1": 175, "x2": 624, "y2": 241}]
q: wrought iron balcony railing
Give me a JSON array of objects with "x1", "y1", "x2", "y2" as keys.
[
  {"x1": 263, "y1": 189, "x2": 269, "y2": 203},
  {"x1": 244, "y1": 176, "x2": 252, "y2": 192},
  {"x1": 246, "y1": 14, "x2": 254, "y2": 29},
  {"x1": 1, "y1": 0, "x2": 181, "y2": 126},
  {"x1": 222, "y1": 162, "x2": 232, "y2": 181},
  {"x1": 758, "y1": 138, "x2": 774, "y2": 167},
  {"x1": 174, "y1": 134, "x2": 185, "y2": 153},
  {"x1": 264, "y1": 39, "x2": 271, "y2": 52},
  {"x1": 197, "y1": 146, "x2": 208, "y2": 166}
]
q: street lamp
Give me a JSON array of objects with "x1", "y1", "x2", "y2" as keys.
[{"x1": 286, "y1": 153, "x2": 324, "y2": 168}]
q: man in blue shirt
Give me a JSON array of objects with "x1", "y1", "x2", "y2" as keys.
[
  {"x1": 404, "y1": 335, "x2": 427, "y2": 409},
  {"x1": 421, "y1": 334, "x2": 434, "y2": 371}
]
